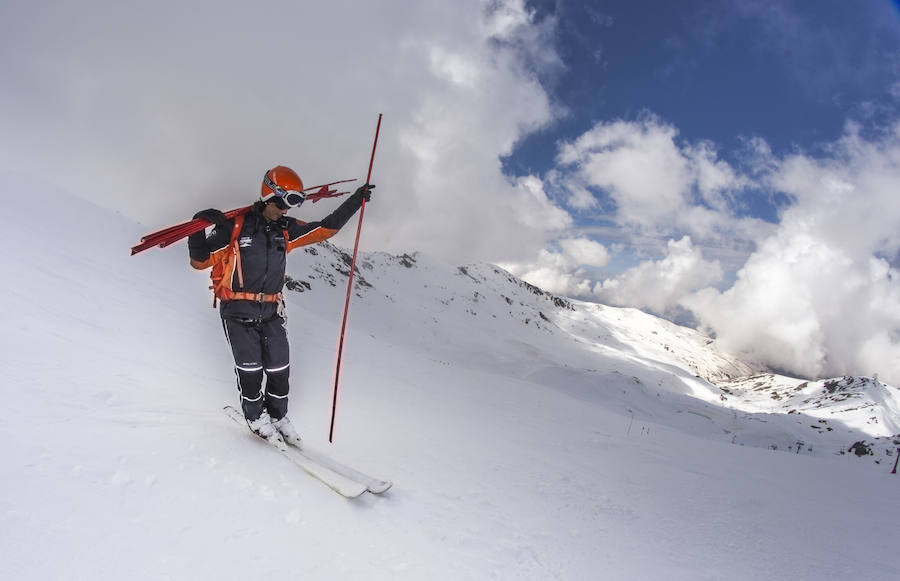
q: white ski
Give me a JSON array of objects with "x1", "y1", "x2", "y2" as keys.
[
  {"x1": 224, "y1": 406, "x2": 367, "y2": 499},
  {"x1": 289, "y1": 445, "x2": 393, "y2": 494}
]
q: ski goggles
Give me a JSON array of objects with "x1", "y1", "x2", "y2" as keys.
[{"x1": 262, "y1": 173, "x2": 306, "y2": 208}]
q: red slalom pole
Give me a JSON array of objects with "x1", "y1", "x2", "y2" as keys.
[{"x1": 329, "y1": 113, "x2": 382, "y2": 443}]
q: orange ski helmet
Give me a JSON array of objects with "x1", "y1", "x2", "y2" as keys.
[{"x1": 261, "y1": 165, "x2": 306, "y2": 208}]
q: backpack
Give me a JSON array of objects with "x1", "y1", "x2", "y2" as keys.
[
  {"x1": 207, "y1": 214, "x2": 290, "y2": 307},
  {"x1": 208, "y1": 214, "x2": 245, "y2": 307}
]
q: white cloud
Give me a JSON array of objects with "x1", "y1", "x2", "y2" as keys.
[
  {"x1": 500, "y1": 236, "x2": 609, "y2": 298},
  {"x1": 594, "y1": 236, "x2": 723, "y2": 316},
  {"x1": 484, "y1": 0, "x2": 536, "y2": 39},
  {"x1": 0, "y1": 0, "x2": 569, "y2": 264},
  {"x1": 559, "y1": 237, "x2": 610, "y2": 267},
  {"x1": 428, "y1": 47, "x2": 483, "y2": 88},
  {"x1": 566, "y1": 185, "x2": 600, "y2": 210},
  {"x1": 685, "y1": 141, "x2": 749, "y2": 211},
  {"x1": 500, "y1": 248, "x2": 594, "y2": 298},
  {"x1": 509, "y1": 175, "x2": 573, "y2": 232},
  {"x1": 555, "y1": 116, "x2": 764, "y2": 245},
  {"x1": 557, "y1": 117, "x2": 691, "y2": 231},
  {"x1": 684, "y1": 123, "x2": 900, "y2": 384},
  {"x1": 513, "y1": 117, "x2": 762, "y2": 313}
]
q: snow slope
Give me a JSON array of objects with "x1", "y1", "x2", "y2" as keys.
[
  {"x1": 2, "y1": 178, "x2": 898, "y2": 580},
  {"x1": 290, "y1": 241, "x2": 900, "y2": 465}
]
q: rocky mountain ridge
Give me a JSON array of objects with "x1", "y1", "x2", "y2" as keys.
[{"x1": 283, "y1": 241, "x2": 900, "y2": 468}]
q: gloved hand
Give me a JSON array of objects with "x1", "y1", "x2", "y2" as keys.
[
  {"x1": 188, "y1": 230, "x2": 208, "y2": 253},
  {"x1": 354, "y1": 183, "x2": 375, "y2": 202},
  {"x1": 193, "y1": 208, "x2": 227, "y2": 225}
]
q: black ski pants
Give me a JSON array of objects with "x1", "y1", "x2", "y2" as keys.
[{"x1": 222, "y1": 316, "x2": 290, "y2": 421}]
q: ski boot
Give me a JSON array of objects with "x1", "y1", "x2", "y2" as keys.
[
  {"x1": 272, "y1": 415, "x2": 303, "y2": 449},
  {"x1": 247, "y1": 412, "x2": 286, "y2": 450}
]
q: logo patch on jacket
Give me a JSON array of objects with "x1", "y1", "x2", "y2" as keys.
[{"x1": 238, "y1": 237, "x2": 252, "y2": 248}]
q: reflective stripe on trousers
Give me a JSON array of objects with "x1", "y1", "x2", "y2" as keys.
[{"x1": 222, "y1": 316, "x2": 291, "y2": 420}]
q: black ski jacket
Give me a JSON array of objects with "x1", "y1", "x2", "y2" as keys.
[{"x1": 189, "y1": 190, "x2": 366, "y2": 320}]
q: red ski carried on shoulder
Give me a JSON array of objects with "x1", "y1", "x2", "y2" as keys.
[{"x1": 130, "y1": 178, "x2": 356, "y2": 256}]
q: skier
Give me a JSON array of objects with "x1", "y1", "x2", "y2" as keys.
[{"x1": 189, "y1": 165, "x2": 373, "y2": 448}]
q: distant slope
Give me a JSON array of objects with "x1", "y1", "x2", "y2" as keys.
[{"x1": 284, "y1": 241, "x2": 900, "y2": 468}]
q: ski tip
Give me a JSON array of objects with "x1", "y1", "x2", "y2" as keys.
[{"x1": 367, "y1": 482, "x2": 393, "y2": 495}]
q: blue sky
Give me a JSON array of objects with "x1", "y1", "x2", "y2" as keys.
[
  {"x1": 503, "y1": 0, "x2": 900, "y2": 239},
  {"x1": 2, "y1": 0, "x2": 899, "y2": 382},
  {"x1": 510, "y1": 0, "x2": 900, "y2": 168}
]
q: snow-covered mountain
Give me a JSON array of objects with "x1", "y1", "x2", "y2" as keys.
[
  {"x1": 286, "y1": 239, "x2": 900, "y2": 467},
  {"x1": 2, "y1": 178, "x2": 899, "y2": 580},
  {"x1": 718, "y1": 373, "x2": 900, "y2": 457}
]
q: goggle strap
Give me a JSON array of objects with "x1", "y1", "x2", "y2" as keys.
[{"x1": 263, "y1": 172, "x2": 283, "y2": 196}]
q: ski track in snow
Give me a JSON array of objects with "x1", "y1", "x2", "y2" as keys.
[{"x1": 1, "y1": 178, "x2": 898, "y2": 580}]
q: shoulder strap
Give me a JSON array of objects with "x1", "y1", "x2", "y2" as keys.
[
  {"x1": 231, "y1": 214, "x2": 245, "y2": 244},
  {"x1": 210, "y1": 214, "x2": 246, "y2": 308},
  {"x1": 232, "y1": 214, "x2": 245, "y2": 289}
]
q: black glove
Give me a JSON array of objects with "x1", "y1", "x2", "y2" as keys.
[
  {"x1": 188, "y1": 230, "x2": 208, "y2": 255},
  {"x1": 354, "y1": 183, "x2": 375, "y2": 202},
  {"x1": 193, "y1": 208, "x2": 227, "y2": 225}
]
